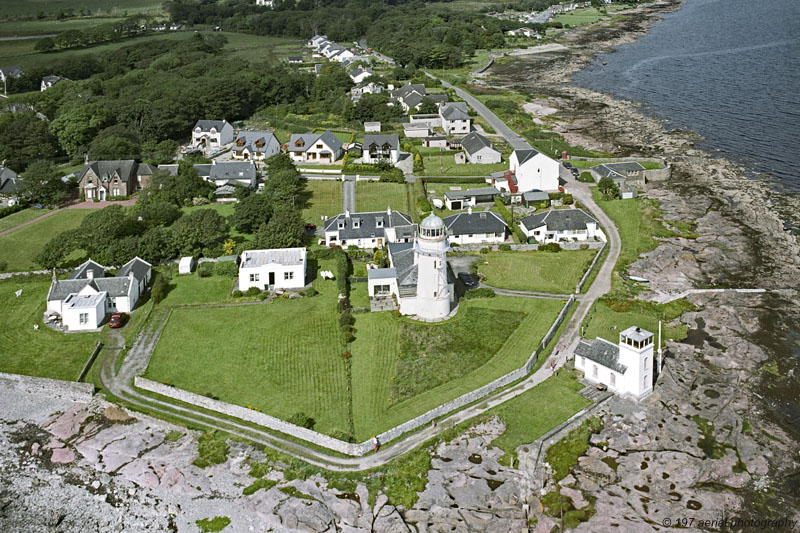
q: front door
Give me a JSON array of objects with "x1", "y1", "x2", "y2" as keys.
[
  {"x1": 269, "y1": 272, "x2": 275, "y2": 287},
  {"x1": 99, "y1": 189, "x2": 106, "y2": 201}
]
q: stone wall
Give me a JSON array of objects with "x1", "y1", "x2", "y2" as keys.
[
  {"x1": 643, "y1": 167, "x2": 671, "y2": 182},
  {"x1": 0, "y1": 372, "x2": 94, "y2": 403},
  {"x1": 135, "y1": 296, "x2": 577, "y2": 456},
  {"x1": 575, "y1": 243, "x2": 607, "y2": 294},
  {"x1": 452, "y1": 242, "x2": 604, "y2": 253}
]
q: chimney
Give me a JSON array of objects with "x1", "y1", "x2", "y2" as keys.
[
  {"x1": 387, "y1": 206, "x2": 392, "y2": 216},
  {"x1": 468, "y1": 206, "x2": 472, "y2": 215},
  {"x1": 84, "y1": 153, "x2": 89, "y2": 164},
  {"x1": 345, "y1": 209, "x2": 350, "y2": 219},
  {"x1": 51, "y1": 269, "x2": 57, "y2": 282}
]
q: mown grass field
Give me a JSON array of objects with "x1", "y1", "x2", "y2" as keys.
[
  {"x1": 477, "y1": 250, "x2": 597, "y2": 294},
  {"x1": 144, "y1": 273, "x2": 354, "y2": 438},
  {"x1": 300, "y1": 180, "x2": 342, "y2": 224},
  {"x1": 356, "y1": 182, "x2": 410, "y2": 214},
  {"x1": 552, "y1": 5, "x2": 628, "y2": 27},
  {"x1": 0, "y1": 278, "x2": 101, "y2": 380},
  {"x1": 0, "y1": 0, "x2": 162, "y2": 18},
  {"x1": 0, "y1": 209, "x2": 91, "y2": 272},
  {"x1": 350, "y1": 295, "x2": 565, "y2": 439},
  {"x1": 420, "y1": 153, "x2": 507, "y2": 177},
  {"x1": 155, "y1": 273, "x2": 235, "y2": 308},
  {"x1": 0, "y1": 208, "x2": 51, "y2": 233},
  {"x1": 0, "y1": 17, "x2": 126, "y2": 37}
]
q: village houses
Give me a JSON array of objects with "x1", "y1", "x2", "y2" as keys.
[
  {"x1": 444, "y1": 209, "x2": 508, "y2": 245},
  {"x1": 488, "y1": 148, "x2": 560, "y2": 193},
  {"x1": 459, "y1": 132, "x2": 501, "y2": 164},
  {"x1": 231, "y1": 131, "x2": 281, "y2": 162},
  {"x1": 361, "y1": 134, "x2": 400, "y2": 165}
]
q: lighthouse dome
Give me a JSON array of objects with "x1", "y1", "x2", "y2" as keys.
[{"x1": 419, "y1": 213, "x2": 446, "y2": 239}]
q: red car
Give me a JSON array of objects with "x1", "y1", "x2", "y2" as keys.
[{"x1": 108, "y1": 313, "x2": 125, "y2": 328}]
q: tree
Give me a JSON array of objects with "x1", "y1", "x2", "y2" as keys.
[
  {"x1": 252, "y1": 202, "x2": 304, "y2": 249},
  {"x1": 413, "y1": 152, "x2": 424, "y2": 173},
  {"x1": 137, "y1": 164, "x2": 214, "y2": 208},
  {"x1": 0, "y1": 112, "x2": 61, "y2": 172},
  {"x1": 136, "y1": 201, "x2": 181, "y2": 229},
  {"x1": 34, "y1": 37, "x2": 55, "y2": 52},
  {"x1": 74, "y1": 205, "x2": 143, "y2": 263},
  {"x1": 87, "y1": 125, "x2": 141, "y2": 160},
  {"x1": 171, "y1": 208, "x2": 229, "y2": 257},
  {"x1": 417, "y1": 97, "x2": 438, "y2": 115},
  {"x1": 35, "y1": 229, "x2": 80, "y2": 269},
  {"x1": 19, "y1": 161, "x2": 72, "y2": 206},
  {"x1": 137, "y1": 227, "x2": 177, "y2": 264},
  {"x1": 263, "y1": 168, "x2": 303, "y2": 204},
  {"x1": 230, "y1": 193, "x2": 273, "y2": 234},
  {"x1": 597, "y1": 176, "x2": 619, "y2": 200},
  {"x1": 50, "y1": 103, "x2": 110, "y2": 156}
]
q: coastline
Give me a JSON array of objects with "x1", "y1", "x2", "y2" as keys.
[{"x1": 474, "y1": 0, "x2": 800, "y2": 526}]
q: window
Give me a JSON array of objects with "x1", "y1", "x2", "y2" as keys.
[
  {"x1": 579, "y1": 356, "x2": 584, "y2": 367},
  {"x1": 592, "y1": 365, "x2": 598, "y2": 378},
  {"x1": 284, "y1": 271, "x2": 294, "y2": 280},
  {"x1": 610, "y1": 373, "x2": 616, "y2": 386},
  {"x1": 79, "y1": 313, "x2": 88, "y2": 325},
  {"x1": 250, "y1": 273, "x2": 259, "y2": 282}
]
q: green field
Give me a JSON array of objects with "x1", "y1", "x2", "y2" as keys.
[
  {"x1": 0, "y1": 0, "x2": 163, "y2": 18},
  {"x1": 220, "y1": 32, "x2": 305, "y2": 63},
  {"x1": 477, "y1": 250, "x2": 597, "y2": 294},
  {"x1": 0, "y1": 279, "x2": 101, "y2": 381},
  {"x1": 356, "y1": 182, "x2": 410, "y2": 214},
  {"x1": 0, "y1": 209, "x2": 92, "y2": 272},
  {"x1": 0, "y1": 208, "x2": 51, "y2": 233},
  {"x1": 181, "y1": 203, "x2": 236, "y2": 218},
  {"x1": 553, "y1": 6, "x2": 627, "y2": 27},
  {"x1": 421, "y1": 153, "x2": 507, "y2": 176},
  {"x1": 0, "y1": 17, "x2": 126, "y2": 37},
  {"x1": 156, "y1": 273, "x2": 235, "y2": 308},
  {"x1": 300, "y1": 180, "x2": 342, "y2": 224}
]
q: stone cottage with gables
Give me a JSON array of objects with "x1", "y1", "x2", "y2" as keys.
[{"x1": 77, "y1": 160, "x2": 157, "y2": 200}]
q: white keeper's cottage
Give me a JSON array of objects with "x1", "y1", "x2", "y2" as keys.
[
  {"x1": 575, "y1": 326, "x2": 655, "y2": 399},
  {"x1": 238, "y1": 248, "x2": 307, "y2": 291}
]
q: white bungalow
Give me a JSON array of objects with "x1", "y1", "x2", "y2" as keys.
[
  {"x1": 461, "y1": 132, "x2": 502, "y2": 164},
  {"x1": 574, "y1": 326, "x2": 655, "y2": 399},
  {"x1": 238, "y1": 248, "x2": 307, "y2": 291},
  {"x1": 444, "y1": 209, "x2": 508, "y2": 245},
  {"x1": 191, "y1": 120, "x2": 234, "y2": 151},
  {"x1": 518, "y1": 208, "x2": 605, "y2": 244},
  {"x1": 231, "y1": 131, "x2": 281, "y2": 162}
]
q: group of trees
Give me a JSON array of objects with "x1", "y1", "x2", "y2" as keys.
[{"x1": 34, "y1": 15, "x2": 163, "y2": 54}]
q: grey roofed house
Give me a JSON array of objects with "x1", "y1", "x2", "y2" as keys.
[
  {"x1": 193, "y1": 119, "x2": 229, "y2": 132},
  {"x1": 367, "y1": 267, "x2": 397, "y2": 280},
  {"x1": 440, "y1": 102, "x2": 469, "y2": 121},
  {"x1": 428, "y1": 94, "x2": 448, "y2": 104},
  {"x1": 350, "y1": 67, "x2": 373, "y2": 78},
  {"x1": 362, "y1": 134, "x2": 399, "y2": 152},
  {"x1": 443, "y1": 186, "x2": 501, "y2": 202},
  {"x1": 575, "y1": 338, "x2": 627, "y2": 374},
  {"x1": 68, "y1": 259, "x2": 105, "y2": 280},
  {"x1": 233, "y1": 130, "x2": 281, "y2": 156},
  {"x1": 0, "y1": 167, "x2": 20, "y2": 195},
  {"x1": 460, "y1": 132, "x2": 498, "y2": 157},
  {"x1": 444, "y1": 211, "x2": 507, "y2": 236},
  {"x1": 240, "y1": 247, "x2": 305, "y2": 268},
  {"x1": 117, "y1": 256, "x2": 151, "y2": 281},
  {"x1": 48, "y1": 275, "x2": 132, "y2": 302},
  {"x1": 513, "y1": 148, "x2": 543, "y2": 166},
  {"x1": 288, "y1": 131, "x2": 344, "y2": 154},
  {"x1": 403, "y1": 92, "x2": 424, "y2": 110},
  {"x1": 522, "y1": 189, "x2": 549, "y2": 203},
  {"x1": 78, "y1": 160, "x2": 138, "y2": 183},
  {"x1": 41, "y1": 75, "x2": 68, "y2": 88},
  {"x1": 0, "y1": 66, "x2": 23, "y2": 79},
  {"x1": 208, "y1": 161, "x2": 257, "y2": 188},
  {"x1": 519, "y1": 208, "x2": 599, "y2": 233},
  {"x1": 323, "y1": 210, "x2": 415, "y2": 241},
  {"x1": 392, "y1": 83, "x2": 426, "y2": 100}
]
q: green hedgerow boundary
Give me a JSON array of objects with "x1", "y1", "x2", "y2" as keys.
[{"x1": 136, "y1": 289, "x2": 577, "y2": 456}]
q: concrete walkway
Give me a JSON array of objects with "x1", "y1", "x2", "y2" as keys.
[
  {"x1": 342, "y1": 176, "x2": 356, "y2": 213},
  {"x1": 481, "y1": 282, "x2": 578, "y2": 301},
  {"x1": 0, "y1": 199, "x2": 136, "y2": 238},
  {"x1": 0, "y1": 210, "x2": 57, "y2": 237}
]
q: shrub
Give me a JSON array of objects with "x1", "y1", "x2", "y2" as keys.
[
  {"x1": 462, "y1": 287, "x2": 496, "y2": 299},
  {"x1": 258, "y1": 292, "x2": 269, "y2": 300},
  {"x1": 245, "y1": 286, "x2": 262, "y2": 296},
  {"x1": 540, "y1": 242, "x2": 562, "y2": 253},
  {"x1": 231, "y1": 290, "x2": 243, "y2": 298},
  {"x1": 330, "y1": 429, "x2": 355, "y2": 443},
  {"x1": 562, "y1": 194, "x2": 574, "y2": 205},
  {"x1": 192, "y1": 431, "x2": 229, "y2": 468},
  {"x1": 579, "y1": 243, "x2": 589, "y2": 250},
  {"x1": 305, "y1": 288, "x2": 318, "y2": 297},
  {"x1": 338, "y1": 310, "x2": 355, "y2": 328},
  {"x1": 213, "y1": 261, "x2": 238, "y2": 277},
  {"x1": 197, "y1": 263, "x2": 213, "y2": 278},
  {"x1": 578, "y1": 171, "x2": 594, "y2": 183},
  {"x1": 479, "y1": 247, "x2": 490, "y2": 254},
  {"x1": 0, "y1": 260, "x2": 7, "y2": 271},
  {"x1": 417, "y1": 196, "x2": 432, "y2": 212},
  {"x1": 0, "y1": 203, "x2": 26, "y2": 219},
  {"x1": 289, "y1": 412, "x2": 315, "y2": 429},
  {"x1": 498, "y1": 244, "x2": 512, "y2": 251},
  {"x1": 150, "y1": 270, "x2": 171, "y2": 304},
  {"x1": 338, "y1": 297, "x2": 351, "y2": 311}
]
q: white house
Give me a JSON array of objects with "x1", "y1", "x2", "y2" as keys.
[
  {"x1": 368, "y1": 214, "x2": 455, "y2": 321},
  {"x1": 286, "y1": 131, "x2": 344, "y2": 163},
  {"x1": 323, "y1": 208, "x2": 415, "y2": 249},
  {"x1": 461, "y1": 132, "x2": 501, "y2": 164},
  {"x1": 491, "y1": 148, "x2": 560, "y2": 193},
  {"x1": 179, "y1": 256, "x2": 196, "y2": 275},
  {"x1": 364, "y1": 121, "x2": 381, "y2": 133},
  {"x1": 439, "y1": 102, "x2": 471, "y2": 135},
  {"x1": 574, "y1": 326, "x2": 655, "y2": 399},
  {"x1": 191, "y1": 120, "x2": 234, "y2": 151},
  {"x1": 349, "y1": 67, "x2": 373, "y2": 84},
  {"x1": 442, "y1": 186, "x2": 502, "y2": 211},
  {"x1": 351, "y1": 81, "x2": 384, "y2": 102},
  {"x1": 444, "y1": 209, "x2": 507, "y2": 245},
  {"x1": 46, "y1": 257, "x2": 152, "y2": 331},
  {"x1": 255, "y1": 0, "x2": 274, "y2": 6},
  {"x1": 0, "y1": 166, "x2": 21, "y2": 206},
  {"x1": 518, "y1": 208, "x2": 605, "y2": 244},
  {"x1": 403, "y1": 123, "x2": 431, "y2": 138},
  {"x1": 362, "y1": 134, "x2": 400, "y2": 165},
  {"x1": 231, "y1": 131, "x2": 281, "y2": 162},
  {"x1": 41, "y1": 75, "x2": 68, "y2": 91},
  {"x1": 238, "y1": 248, "x2": 307, "y2": 291}
]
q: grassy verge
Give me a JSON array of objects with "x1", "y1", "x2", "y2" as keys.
[
  {"x1": 0, "y1": 208, "x2": 51, "y2": 233},
  {"x1": 355, "y1": 182, "x2": 410, "y2": 214},
  {"x1": 300, "y1": 179, "x2": 342, "y2": 224},
  {"x1": 477, "y1": 249, "x2": 597, "y2": 294},
  {"x1": 0, "y1": 209, "x2": 92, "y2": 272}
]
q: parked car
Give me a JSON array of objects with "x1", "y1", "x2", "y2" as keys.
[
  {"x1": 570, "y1": 168, "x2": 580, "y2": 177},
  {"x1": 458, "y1": 272, "x2": 478, "y2": 288},
  {"x1": 562, "y1": 161, "x2": 573, "y2": 169},
  {"x1": 108, "y1": 312, "x2": 126, "y2": 328}
]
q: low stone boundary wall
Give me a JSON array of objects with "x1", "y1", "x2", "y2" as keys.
[
  {"x1": 77, "y1": 341, "x2": 104, "y2": 383},
  {"x1": 575, "y1": 242, "x2": 607, "y2": 294},
  {"x1": 135, "y1": 295, "x2": 577, "y2": 456},
  {"x1": 298, "y1": 168, "x2": 341, "y2": 174},
  {"x1": 0, "y1": 371, "x2": 94, "y2": 402},
  {"x1": 452, "y1": 242, "x2": 604, "y2": 252}
]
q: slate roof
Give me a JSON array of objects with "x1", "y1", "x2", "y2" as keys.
[
  {"x1": 387, "y1": 242, "x2": 417, "y2": 287},
  {"x1": 513, "y1": 148, "x2": 543, "y2": 166},
  {"x1": 241, "y1": 247, "x2": 306, "y2": 268},
  {"x1": 194, "y1": 120, "x2": 229, "y2": 132},
  {"x1": 117, "y1": 257, "x2": 151, "y2": 282},
  {"x1": 208, "y1": 162, "x2": 257, "y2": 188},
  {"x1": 392, "y1": 83, "x2": 426, "y2": 100},
  {"x1": 363, "y1": 134, "x2": 399, "y2": 152},
  {"x1": 522, "y1": 190, "x2": 549, "y2": 202},
  {"x1": 443, "y1": 187, "x2": 501, "y2": 201},
  {"x1": 287, "y1": 131, "x2": 343, "y2": 154},
  {"x1": 42, "y1": 75, "x2": 68, "y2": 86},
  {"x1": 323, "y1": 210, "x2": 414, "y2": 241},
  {"x1": 79, "y1": 160, "x2": 137, "y2": 183},
  {"x1": 94, "y1": 277, "x2": 133, "y2": 298},
  {"x1": 461, "y1": 132, "x2": 498, "y2": 157},
  {"x1": 349, "y1": 67, "x2": 373, "y2": 79},
  {"x1": 233, "y1": 130, "x2": 281, "y2": 156},
  {"x1": 0, "y1": 167, "x2": 20, "y2": 195},
  {"x1": 404, "y1": 92, "x2": 424, "y2": 110},
  {"x1": 64, "y1": 291, "x2": 106, "y2": 309},
  {"x1": 575, "y1": 338, "x2": 627, "y2": 374},
  {"x1": 519, "y1": 208, "x2": 598, "y2": 232},
  {"x1": 428, "y1": 94, "x2": 448, "y2": 104},
  {"x1": 0, "y1": 66, "x2": 23, "y2": 78},
  {"x1": 440, "y1": 102, "x2": 469, "y2": 121},
  {"x1": 367, "y1": 267, "x2": 397, "y2": 280},
  {"x1": 68, "y1": 259, "x2": 105, "y2": 280},
  {"x1": 444, "y1": 211, "x2": 507, "y2": 236}
]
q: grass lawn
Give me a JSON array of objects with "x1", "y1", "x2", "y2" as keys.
[
  {"x1": 0, "y1": 1, "x2": 162, "y2": 18},
  {"x1": 181, "y1": 203, "x2": 236, "y2": 217},
  {"x1": 553, "y1": 6, "x2": 614, "y2": 26},
  {"x1": 156, "y1": 274, "x2": 235, "y2": 307},
  {"x1": 489, "y1": 371, "x2": 590, "y2": 461},
  {"x1": 349, "y1": 282, "x2": 370, "y2": 309},
  {"x1": 300, "y1": 180, "x2": 342, "y2": 224},
  {"x1": 421, "y1": 153, "x2": 506, "y2": 176},
  {"x1": 221, "y1": 32, "x2": 303, "y2": 63},
  {"x1": 0, "y1": 208, "x2": 51, "y2": 233},
  {"x1": 350, "y1": 295, "x2": 565, "y2": 439},
  {"x1": 0, "y1": 279, "x2": 101, "y2": 381},
  {"x1": 0, "y1": 209, "x2": 92, "y2": 272},
  {"x1": 477, "y1": 250, "x2": 597, "y2": 294},
  {"x1": 145, "y1": 271, "x2": 353, "y2": 437},
  {"x1": 0, "y1": 17, "x2": 126, "y2": 37},
  {"x1": 582, "y1": 298, "x2": 690, "y2": 348},
  {"x1": 356, "y1": 182, "x2": 409, "y2": 214}
]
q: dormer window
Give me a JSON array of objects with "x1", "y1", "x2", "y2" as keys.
[
  {"x1": 376, "y1": 218, "x2": 384, "y2": 228},
  {"x1": 237, "y1": 139, "x2": 245, "y2": 146},
  {"x1": 338, "y1": 221, "x2": 345, "y2": 229},
  {"x1": 295, "y1": 139, "x2": 304, "y2": 147},
  {"x1": 353, "y1": 218, "x2": 360, "y2": 229}
]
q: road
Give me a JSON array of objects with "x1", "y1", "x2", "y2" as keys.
[
  {"x1": 357, "y1": 37, "x2": 394, "y2": 64},
  {"x1": 342, "y1": 175, "x2": 356, "y2": 212},
  {"x1": 427, "y1": 72, "x2": 533, "y2": 151}
]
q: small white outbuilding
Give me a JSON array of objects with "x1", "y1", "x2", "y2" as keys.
[{"x1": 179, "y1": 256, "x2": 196, "y2": 275}]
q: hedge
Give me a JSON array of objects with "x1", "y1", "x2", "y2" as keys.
[{"x1": 0, "y1": 203, "x2": 26, "y2": 220}]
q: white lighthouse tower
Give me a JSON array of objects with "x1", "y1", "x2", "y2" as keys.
[
  {"x1": 413, "y1": 213, "x2": 452, "y2": 320},
  {"x1": 617, "y1": 326, "x2": 654, "y2": 398}
]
